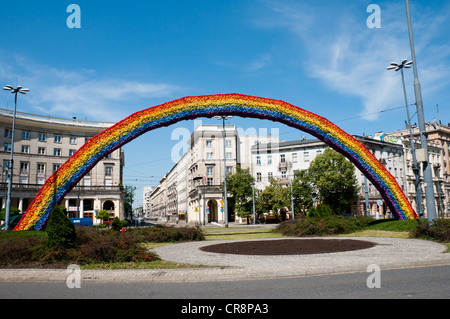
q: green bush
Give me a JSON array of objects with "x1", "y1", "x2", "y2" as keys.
[
  {"x1": 111, "y1": 217, "x2": 127, "y2": 231},
  {"x1": 307, "y1": 204, "x2": 332, "y2": 218},
  {"x1": 411, "y1": 219, "x2": 450, "y2": 242},
  {"x1": 136, "y1": 225, "x2": 205, "y2": 243},
  {"x1": 46, "y1": 206, "x2": 77, "y2": 249},
  {"x1": 277, "y1": 215, "x2": 373, "y2": 237},
  {"x1": 0, "y1": 224, "x2": 205, "y2": 268}
]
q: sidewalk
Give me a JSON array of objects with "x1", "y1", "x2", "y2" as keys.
[{"x1": 1, "y1": 237, "x2": 449, "y2": 283}]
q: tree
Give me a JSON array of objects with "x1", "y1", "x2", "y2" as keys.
[
  {"x1": 124, "y1": 185, "x2": 136, "y2": 219},
  {"x1": 291, "y1": 169, "x2": 315, "y2": 214},
  {"x1": 257, "y1": 178, "x2": 290, "y2": 218},
  {"x1": 46, "y1": 205, "x2": 77, "y2": 249},
  {"x1": 308, "y1": 148, "x2": 359, "y2": 214},
  {"x1": 226, "y1": 166, "x2": 255, "y2": 220},
  {"x1": 97, "y1": 209, "x2": 110, "y2": 222}
]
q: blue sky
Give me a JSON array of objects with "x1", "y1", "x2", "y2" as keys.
[{"x1": 2, "y1": 0, "x2": 450, "y2": 207}]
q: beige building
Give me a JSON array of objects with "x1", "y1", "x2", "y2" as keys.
[
  {"x1": 150, "y1": 124, "x2": 279, "y2": 225},
  {"x1": 386, "y1": 122, "x2": 450, "y2": 218},
  {"x1": 0, "y1": 108, "x2": 125, "y2": 225}
]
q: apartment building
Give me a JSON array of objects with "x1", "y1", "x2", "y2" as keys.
[
  {"x1": 251, "y1": 134, "x2": 445, "y2": 218},
  {"x1": 385, "y1": 122, "x2": 449, "y2": 218},
  {"x1": 150, "y1": 124, "x2": 279, "y2": 225},
  {"x1": 142, "y1": 186, "x2": 154, "y2": 217},
  {"x1": 0, "y1": 108, "x2": 125, "y2": 224}
]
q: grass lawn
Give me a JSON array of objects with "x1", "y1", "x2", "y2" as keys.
[{"x1": 203, "y1": 228, "x2": 284, "y2": 241}]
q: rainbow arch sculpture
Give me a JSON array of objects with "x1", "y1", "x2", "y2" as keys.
[{"x1": 14, "y1": 93, "x2": 417, "y2": 231}]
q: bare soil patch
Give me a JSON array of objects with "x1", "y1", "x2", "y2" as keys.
[{"x1": 200, "y1": 239, "x2": 375, "y2": 255}]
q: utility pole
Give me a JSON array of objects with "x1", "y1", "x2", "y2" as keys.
[{"x1": 405, "y1": 0, "x2": 437, "y2": 222}]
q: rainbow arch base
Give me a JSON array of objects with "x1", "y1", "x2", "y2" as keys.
[{"x1": 14, "y1": 93, "x2": 417, "y2": 231}]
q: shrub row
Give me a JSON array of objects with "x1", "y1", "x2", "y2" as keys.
[
  {"x1": 277, "y1": 215, "x2": 374, "y2": 237},
  {"x1": 0, "y1": 225, "x2": 205, "y2": 268},
  {"x1": 410, "y1": 219, "x2": 450, "y2": 242}
]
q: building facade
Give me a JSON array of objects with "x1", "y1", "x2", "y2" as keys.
[
  {"x1": 251, "y1": 134, "x2": 444, "y2": 219},
  {"x1": 385, "y1": 122, "x2": 449, "y2": 218},
  {"x1": 150, "y1": 124, "x2": 279, "y2": 225},
  {"x1": 0, "y1": 108, "x2": 125, "y2": 225}
]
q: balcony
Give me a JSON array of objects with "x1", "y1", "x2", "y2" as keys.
[{"x1": 278, "y1": 161, "x2": 288, "y2": 170}]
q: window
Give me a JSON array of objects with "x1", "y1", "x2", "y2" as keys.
[
  {"x1": 280, "y1": 154, "x2": 286, "y2": 163},
  {"x1": 226, "y1": 152, "x2": 232, "y2": 159},
  {"x1": 4, "y1": 129, "x2": 12, "y2": 138},
  {"x1": 267, "y1": 155, "x2": 272, "y2": 165},
  {"x1": 256, "y1": 156, "x2": 261, "y2": 166},
  {"x1": 37, "y1": 176, "x2": 45, "y2": 185},
  {"x1": 105, "y1": 166, "x2": 113, "y2": 176},
  {"x1": 206, "y1": 140, "x2": 212, "y2": 148},
  {"x1": 21, "y1": 145, "x2": 30, "y2": 153},
  {"x1": 69, "y1": 137, "x2": 77, "y2": 144},
  {"x1": 226, "y1": 166, "x2": 233, "y2": 174},
  {"x1": 22, "y1": 131, "x2": 31, "y2": 140},
  {"x1": 37, "y1": 163, "x2": 46, "y2": 174},
  {"x1": 38, "y1": 133, "x2": 47, "y2": 142},
  {"x1": 304, "y1": 152, "x2": 310, "y2": 162},
  {"x1": 257, "y1": 172, "x2": 262, "y2": 182},
  {"x1": 38, "y1": 147, "x2": 46, "y2": 155},
  {"x1": 206, "y1": 152, "x2": 213, "y2": 160},
  {"x1": 268, "y1": 172, "x2": 273, "y2": 180},
  {"x1": 69, "y1": 149, "x2": 76, "y2": 156},
  {"x1": 4, "y1": 144, "x2": 11, "y2": 152},
  {"x1": 226, "y1": 140, "x2": 232, "y2": 148},
  {"x1": 54, "y1": 135, "x2": 62, "y2": 143},
  {"x1": 292, "y1": 153, "x2": 298, "y2": 163},
  {"x1": 207, "y1": 177, "x2": 214, "y2": 185},
  {"x1": 3, "y1": 160, "x2": 11, "y2": 173},
  {"x1": 207, "y1": 167, "x2": 213, "y2": 177},
  {"x1": 20, "y1": 162, "x2": 29, "y2": 174},
  {"x1": 54, "y1": 148, "x2": 61, "y2": 156},
  {"x1": 53, "y1": 164, "x2": 61, "y2": 172}
]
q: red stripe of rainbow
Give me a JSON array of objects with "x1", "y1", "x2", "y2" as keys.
[{"x1": 14, "y1": 93, "x2": 416, "y2": 231}]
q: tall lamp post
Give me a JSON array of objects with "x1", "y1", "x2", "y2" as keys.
[
  {"x1": 2, "y1": 85, "x2": 30, "y2": 231},
  {"x1": 387, "y1": 60, "x2": 424, "y2": 217},
  {"x1": 215, "y1": 115, "x2": 232, "y2": 227},
  {"x1": 405, "y1": 0, "x2": 437, "y2": 223}
]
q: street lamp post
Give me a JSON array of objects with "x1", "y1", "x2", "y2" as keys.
[
  {"x1": 405, "y1": 0, "x2": 437, "y2": 223},
  {"x1": 2, "y1": 85, "x2": 30, "y2": 231},
  {"x1": 387, "y1": 59, "x2": 424, "y2": 218},
  {"x1": 215, "y1": 115, "x2": 232, "y2": 227},
  {"x1": 251, "y1": 183, "x2": 256, "y2": 225}
]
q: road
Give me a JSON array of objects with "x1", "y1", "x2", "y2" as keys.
[{"x1": 1, "y1": 265, "x2": 448, "y2": 299}]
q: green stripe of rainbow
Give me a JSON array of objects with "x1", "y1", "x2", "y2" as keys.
[{"x1": 14, "y1": 93, "x2": 416, "y2": 231}]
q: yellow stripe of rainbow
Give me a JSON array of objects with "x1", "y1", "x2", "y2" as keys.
[{"x1": 14, "y1": 93, "x2": 416, "y2": 231}]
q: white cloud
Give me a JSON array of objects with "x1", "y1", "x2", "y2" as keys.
[
  {"x1": 0, "y1": 53, "x2": 181, "y2": 122},
  {"x1": 254, "y1": 1, "x2": 450, "y2": 121},
  {"x1": 244, "y1": 54, "x2": 272, "y2": 72}
]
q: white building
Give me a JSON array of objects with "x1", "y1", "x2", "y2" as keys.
[
  {"x1": 142, "y1": 186, "x2": 154, "y2": 217},
  {"x1": 250, "y1": 135, "x2": 418, "y2": 218}
]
